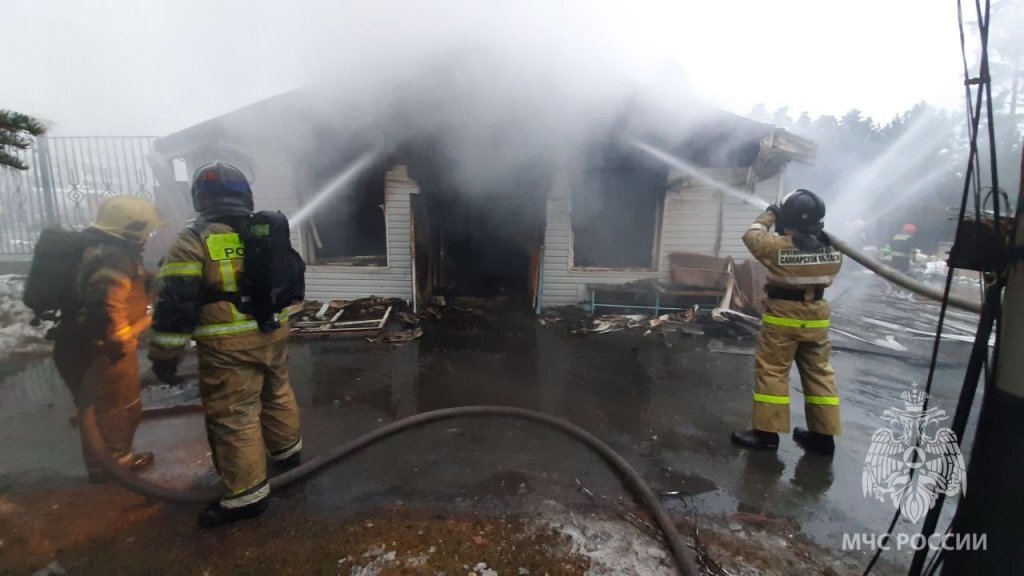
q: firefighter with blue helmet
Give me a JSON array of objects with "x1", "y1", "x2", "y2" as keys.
[{"x1": 149, "y1": 162, "x2": 302, "y2": 527}]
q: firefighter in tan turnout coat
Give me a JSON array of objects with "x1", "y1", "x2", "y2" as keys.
[
  {"x1": 731, "y1": 189, "x2": 843, "y2": 455},
  {"x1": 51, "y1": 197, "x2": 162, "y2": 481},
  {"x1": 149, "y1": 163, "x2": 302, "y2": 527}
]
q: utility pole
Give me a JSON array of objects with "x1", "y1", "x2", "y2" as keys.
[{"x1": 941, "y1": 141, "x2": 1024, "y2": 574}]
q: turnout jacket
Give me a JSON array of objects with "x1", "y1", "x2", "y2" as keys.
[
  {"x1": 742, "y1": 211, "x2": 843, "y2": 326},
  {"x1": 60, "y1": 228, "x2": 151, "y2": 346},
  {"x1": 891, "y1": 232, "x2": 914, "y2": 259},
  {"x1": 149, "y1": 217, "x2": 288, "y2": 360}
]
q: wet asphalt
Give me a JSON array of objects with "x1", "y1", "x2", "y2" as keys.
[{"x1": 0, "y1": 282, "x2": 977, "y2": 575}]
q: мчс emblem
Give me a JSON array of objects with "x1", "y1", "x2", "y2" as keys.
[{"x1": 862, "y1": 385, "x2": 966, "y2": 523}]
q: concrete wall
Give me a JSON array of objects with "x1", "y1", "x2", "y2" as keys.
[{"x1": 538, "y1": 168, "x2": 782, "y2": 308}]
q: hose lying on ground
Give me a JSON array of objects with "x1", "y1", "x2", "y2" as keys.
[
  {"x1": 80, "y1": 403, "x2": 700, "y2": 576},
  {"x1": 827, "y1": 234, "x2": 983, "y2": 314}
]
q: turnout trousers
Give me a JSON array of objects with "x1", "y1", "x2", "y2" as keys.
[
  {"x1": 54, "y1": 338, "x2": 143, "y2": 476},
  {"x1": 752, "y1": 324, "x2": 841, "y2": 435},
  {"x1": 198, "y1": 337, "x2": 302, "y2": 507}
]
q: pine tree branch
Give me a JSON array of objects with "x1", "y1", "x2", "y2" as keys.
[
  {"x1": 0, "y1": 149, "x2": 29, "y2": 171},
  {"x1": 0, "y1": 131, "x2": 32, "y2": 150},
  {"x1": 0, "y1": 110, "x2": 46, "y2": 170},
  {"x1": 0, "y1": 110, "x2": 46, "y2": 136}
]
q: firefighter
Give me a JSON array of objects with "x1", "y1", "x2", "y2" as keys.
[
  {"x1": 52, "y1": 196, "x2": 161, "y2": 481},
  {"x1": 891, "y1": 223, "x2": 917, "y2": 273},
  {"x1": 731, "y1": 189, "x2": 843, "y2": 455},
  {"x1": 149, "y1": 162, "x2": 302, "y2": 527}
]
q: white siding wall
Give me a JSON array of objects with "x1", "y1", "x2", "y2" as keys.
[
  {"x1": 251, "y1": 149, "x2": 301, "y2": 215},
  {"x1": 720, "y1": 194, "x2": 772, "y2": 260},
  {"x1": 539, "y1": 169, "x2": 781, "y2": 307},
  {"x1": 303, "y1": 166, "x2": 415, "y2": 301},
  {"x1": 245, "y1": 142, "x2": 304, "y2": 254}
]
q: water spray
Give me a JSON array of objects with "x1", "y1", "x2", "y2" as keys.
[
  {"x1": 629, "y1": 139, "x2": 770, "y2": 210},
  {"x1": 629, "y1": 139, "x2": 983, "y2": 314},
  {"x1": 826, "y1": 118, "x2": 950, "y2": 238},
  {"x1": 290, "y1": 151, "x2": 378, "y2": 226},
  {"x1": 828, "y1": 116, "x2": 937, "y2": 217}
]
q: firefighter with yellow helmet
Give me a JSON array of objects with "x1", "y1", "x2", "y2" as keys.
[
  {"x1": 51, "y1": 196, "x2": 162, "y2": 480},
  {"x1": 731, "y1": 189, "x2": 843, "y2": 455},
  {"x1": 149, "y1": 162, "x2": 302, "y2": 527}
]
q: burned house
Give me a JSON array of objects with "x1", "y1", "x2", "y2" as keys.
[{"x1": 149, "y1": 90, "x2": 813, "y2": 312}]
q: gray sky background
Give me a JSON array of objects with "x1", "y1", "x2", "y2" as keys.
[{"x1": 4, "y1": 0, "x2": 968, "y2": 137}]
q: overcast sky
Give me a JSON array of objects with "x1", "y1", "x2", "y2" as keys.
[{"x1": 4, "y1": 0, "x2": 968, "y2": 136}]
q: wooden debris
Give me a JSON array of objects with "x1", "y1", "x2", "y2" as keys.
[{"x1": 290, "y1": 299, "x2": 398, "y2": 338}]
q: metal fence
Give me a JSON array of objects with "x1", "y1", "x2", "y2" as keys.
[{"x1": 0, "y1": 136, "x2": 157, "y2": 255}]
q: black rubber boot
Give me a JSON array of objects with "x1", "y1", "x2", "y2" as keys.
[
  {"x1": 730, "y1": 429, "x2": 780, "y2": 450},
  {"x1": 793, "y1": 427, "x2": 835, "y2": 455},
  {"x1": 272, "y1": 452, "x2": 301, "y2": 470},
  {"x1": 198, "y1": 498, "x2": 268, "y2": 528}
]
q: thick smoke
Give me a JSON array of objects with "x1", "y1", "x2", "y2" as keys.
[{"x1": 204, "y1": 0, "x2": 716, "y2": 196}]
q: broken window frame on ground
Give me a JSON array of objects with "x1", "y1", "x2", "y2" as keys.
[{"x1": 290, "y1": 299, "x2": 395, "y2": 337}]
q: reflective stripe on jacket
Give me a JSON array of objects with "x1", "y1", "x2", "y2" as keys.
[
  {"x1": 761, "y1": 315, "x2": 830, "y2": 329},
  {"x1": 891, "y1": 233, "x2": 913, "y2": 258},
  {"x1": 150, "y1": 218, "x2": 288, "y2": 360}
]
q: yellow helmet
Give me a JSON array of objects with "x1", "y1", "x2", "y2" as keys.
[{"x1": 92, "y1": 196, "x2": 163, "y2": 245}]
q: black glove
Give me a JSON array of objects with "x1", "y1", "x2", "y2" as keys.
[
  {"x1": 766, "y1": 204, "x2": 780, "y2": 216},
  {"x1": 150, "y1": 358, "x2": 182, "y2": 385}
]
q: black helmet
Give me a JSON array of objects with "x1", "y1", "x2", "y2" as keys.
[
  {"x1": 778, "y1": 188, "x2": 825, "y2": 234},
  {"x1": 191, "y1": 162, "x2": 254, "y2": 214}
]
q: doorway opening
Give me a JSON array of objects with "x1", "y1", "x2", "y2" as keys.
[{"x1": 406, "y1": 146, "x2": 548, "y2": 308}]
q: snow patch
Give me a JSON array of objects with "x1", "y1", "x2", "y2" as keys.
[
  {"x1": 473, "y1": 562, "x2": 499, "y2": 576},
  {"x1": 532, "y1": 500, "x2": 672, "y2": 576},
  {"x1": 0, "y1": 275, "x2": 52, "y2": 362},
  {"x1": 349, "y1": 546, "x2": 433, "y2": 576}
]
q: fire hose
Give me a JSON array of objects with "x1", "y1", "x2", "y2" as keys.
[
  {"x1": 78, "y1": 242, "x2": 970, "y2": 575},
  {"x1": 629, "y1": 139, "x2": 984, "y2": 315},
  {"x1": 79, "y1": 399, "x2": 700, "y2": 576},
  {"x1": 827, "y1": 234, "x2": 983, "y2": 314}
]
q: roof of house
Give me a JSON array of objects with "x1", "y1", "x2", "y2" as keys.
[{"x1": 154, "y1": 87, "x2": 815, "y2": 176}]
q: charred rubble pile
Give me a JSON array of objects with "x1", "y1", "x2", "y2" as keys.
[
  {"x1": 538, "y1": 252, "x2": 765, "y2": 340},
  {"x1": 289, "y1": 297, "x2": 491, "y2": 343},
  {"x1": 290, "y1": 297, "x2": 421, "y2": 343},
  {"x1": 539, "y1": 305, "x2": 760, "y2": 340}
]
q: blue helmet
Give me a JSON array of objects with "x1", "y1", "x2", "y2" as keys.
[{"x1": 191, "y1": 162, "x2": 254, "y2": 214}]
